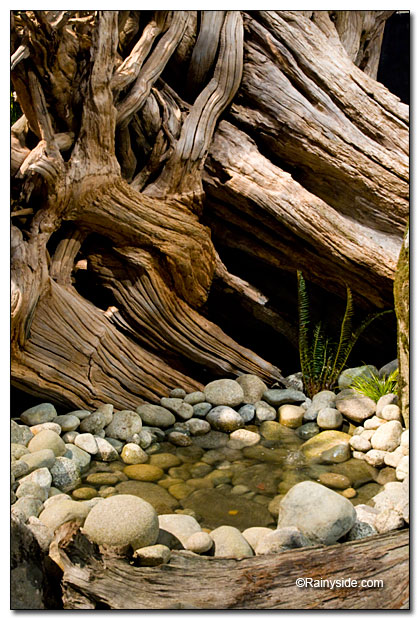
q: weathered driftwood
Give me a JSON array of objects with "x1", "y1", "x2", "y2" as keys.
[
  {"x1": 11, "y1": 11, "x2": 408, "y2": 410},
  {"x1": 51, "y1": 522, "x2": 409, "y2": 609}
]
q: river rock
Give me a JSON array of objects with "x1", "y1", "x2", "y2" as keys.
[
  {"x1": 50, "y1": 457, "x2": 81, "y2": 492},
  {"x1": 355, "y1": 504, "x2": 379, "y2": 528},
  {"x1": 12, "y1": 443, "x2": 29, "y2": 460},
  {"x1": 320, "y1": 443, "x2": 351, "y2": 463},
  {"x1": 83, "y1": 494, "x2": 159, "y2": 550},
  {"x1": 149, "y1": 453, "x2": 181, "y2": 470},
  {"x1": 160, "y1": 398, "x2": 194, "y2": 420},
  {"x1": 277, "y1": 481, "x2": 356, "y2": 545},
  {"x1": 331, "y1": 458, "x2": 377, "y2": 488},
  {"x1": 349, "y1": 435, "x2": 371, "y2": 452},
  {"x1": 242, "y1": 527, "x2": 273, "y2": 552},
  {"x1": 54, "y1": 415, "x2": 81, "y2": 432},
  {"x1": 396, "y1": 455, "x2": 409, "y2": 481},
  {"x1": 279, "y1": 404, "x2": 304, "y2": 428},
  {"x1": 303, "y1": 391, "x2": 336, "y2": 421},
  {"x1": 210, "y1": 525, "x2": 253, "y2": 559},
  {"x1": 383, "y1": 446, "x2": 405, "y2": 468},
  {"x1": 317, "y1": 408, "x2": 343, "y2": 430},
  {"x1": 254, "y1": 401, "x2": 277, "y2": 422},
  {"x1": 123, "y1": 464, "x2": 164, "y2": 482},
  {"x1": 94, "y1": 404, "x2": 114, "y2": 425},
  {"x1": 18, "y1": 467, "x2": 52, "y2": 491},
  {"x1": 133, "y1": 544, "x2": 171, "y2": 566},
  {"x1": 346, "y1": 519, "x2": 378, "y2": 540},
  {"x1": 300, "y1": 430, "x2": 351, "y2": 460},
  {"x1": 11, "y1": 420, "x2": 34, "y2": 446},
  {"x1": 338, "y1": 365, "x2": 379, "y2": 389},
  {"x1": 115, "y1": 480, "x2": 178, "y2": 514},
  {"x1": 374, "y1": 509, "x2": 404, "y2": 534},
  {"x1": 318, "y1": 472, "x2": 351, "y2": 490},
  {"x1": 335, "y1": 390, "x2": 376, "y2": 423},
  {"x1": 364, "y1": 449, "x2": 387, "y2": 467},
  {"x1": 376, "y1": 393, "x2": 399, "y2": 417},
  {"x1": 204, "y1": 379, "x2": 244, "y2": 407},
  {"x1": 79, "y1": 411, "x2": 107, "y2": 434},
  {"x1": 370, "y1": 420, "x2": 402, "y2": 452},
  {"x1": 12, "y1": 497, "x2": 44, "y2": 522},
  {"x1": 121, "y1": 443, "x2": 148, "y2": 464},
  {"x1": 379, "y1": 404, "x2": 401, "y2": 422},
  {"x1": 16, "y1": 481, "x2": 48, "y2": 502},
  {"x1": 255, "y1": 527, "x2": 311, "y2": 554},
  {"x1": 296, "y1": 422, "x2": 320, "y2": 441},
  {"x1": 94, "y1": 436, "x2": 119, "y2": 461},
  {"x1": 28, "y1": 429, "x2": 66, "y2": 457},
  {"x1": 205, "y1": 406, "x2": 244, "y2": 432},
  {"x1": 184, "y1": 391, "x2": 206, "y2": 405},
  {"x1": 228, "y1": 428, "x2": 260, "y2": 449},
  {"x1": 20, "y1": 403, "x2": 57, "y2": 426},
  {"x1": 19, "y1": 448, "x2": 56, "y2": 475},
  {"x1": 378, "y1": 359, "x2": 398, "y2": 378},
  {"x1": 104, "y1": 410, "x2": 142, "y2": 441},
  {"x1": 39, "y1": 498, "x2": 91, "y2": 531},
  {"x1": 185, "y1": 418, "x2": 211, "y2": 436},
  {"x1": 64, "y1": 444, "x2": 91, "y2": 473},
  {"x1": 29, "y1": 422, "x2": 62, "y2": 435},
  {"x1": 236, "y1": 374, "x2": 267, "y2": 404},
  {"x1": 158, "y1": 513, "x2": 201, "y2": 548},
  {"x1": 184, "y1": 531, "x2": 213, "y2": 554},
  {"x1": 168, "y1": 432, "x2": 192, "y2": 447},
  {"x1": 192, "y1": 403, "x2": 213, "y2": 418},
  {"x1": 137, "y1": 404, "x2": 176, "y2": 428},
  {"x1": 74, "y1": 433, "x2": 98, "y2": 455},
  {"x1": 237, "y1": 404, "x2": 256, "y2": 424},
  {"x1": 69, "y1": 409, "x2": 92, "y2": 420},
  {"x1": 263, "y1": 388, "x2": 306, "y2": 407}
]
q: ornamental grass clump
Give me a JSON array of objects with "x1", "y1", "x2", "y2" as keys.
[
  {"x1": 297, "y1": 271, "x2": 392, "y2": 398},
  {"x1": 350, "y1": 368, "x2": 399, "y2": 403}
]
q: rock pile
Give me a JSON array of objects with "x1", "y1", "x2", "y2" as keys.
[{"x1": 11, "y1": 363, "x2": 408, "y2": 563}]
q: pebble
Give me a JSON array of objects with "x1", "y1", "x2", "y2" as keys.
[
  {"x1": 160, "y1": 398, "x2": 194, "y2": 420},
  {"x1": 86, "y1": 472, "x2": 120, "y2": 485},
  {"x1": 254, "y1": 401, "x2": 277, "y2": 423},
  {"x1": 54, "y1": 415, "x2": 81, "y2": 432},
  {"x1": 242, "y1": 526, "x2": 273, "y2": 552},
  {"x1": 255, "y1": 527, "x2": 311, "y2": 554},
  {"x1": 346, "y1": 519, "x2": 377, "y2": 540},
  {"x1": 185, "y1": 418, "x2": 211, "y2": 436},
  {"x1": 296, "y1": 422, "x2": 320, "y2": 441},
  {"x1": 303, "y1": 391, "x2": 336, "y2": 421},
  {"x1": 158, "y1": 513, "x2": 202, "y2": 548},
  {"x1": 168, "y1": 432, "x2": 192, "y2": 447},
  {"x1": 277, "y1": 481, "x2": 356, "y2": 545},
  {"x1": 16, "y1": 481, "x2": 48, "y2": 502},
  {"x1": 185, "y1": 531, "x2": 213, "y2": 554},
  {"x1": 379, "y1": 404, "x2": 402, "y2": 422},
  {"x1": 210, "y1": 525, "x2": 254, "y2": 558},
  {"x1": 263, "y1": 388, "x2": 306, "y2": 407},
  {"x1": 184, "y1": 391, "x2": 206, "y2": 405},
  {"x1": 12, "y1": 497, "x2": 44, "y2": 522},
  {"x1": 29, "y1": 422, "x2": 62, "y2": 435},
  {"x1": 83, "y1": 494, "x2": 159, "y2": 550},
  {"x1": 374, "y1": 508, "x2": 405, "y2": 534},
  {"x1": 11, "y1": 421, "x2": 34, "y2": 446},
  {"x1": 192, "y1": 403, "x2": 213, "y2": 418},
  {"x1": 206, "y1": 406, "x2": 244, "y2": 432},
  {"x1": 335, "y1": 390, "x2": 376, "y2": 423},
  {"x1": 228, "y1": 428, "x2": 260, "y2": 449},
  {"x1": 204, "y1": 379, "x2": 244, "y2": 407},
  {"x1": 123, "y1": 464, "x2": 164, "y2": 482},
  {"x1": 149, "y1": 453, "x2": 181, "y2": 470},
  {"x1": 20, "y1": 403, "x2": 57, "y2": 426},
  {"x1": 318, "y1": 473, "x2": 351, "y2": 490},
  {"x1": 50, "y1": 457, "x2": 81, "y2": 492},
  {"x1": 370, "y1": 420, "x2": 403, "y2": 452},
  {"x1": 94, "y1": 404, "x2": 114, "y2": 425},
  {"x1": 355, "y1": 504, "x2": 379, "y2": 529},
  {"x1": 341, "y1": 488, "x2": 357, "y2": 499},
  {"x1": 137, "y1": 404, "x2": 176, "y2": 428},
  {"x1": 384, "y1": 446, "x2": 405, "y2": 468},
  {"x1": 74, "y1": 433, "x2": 98, "y2": 455},
  {"x1": 363, "y1": 449, "x2": 388, "y2": 467},
  {"x1": 19, "y1": 448, "x2": 56, "y2": 473},
  {"x1": 349, "y1": 435, "x2": 371, "y2": 452},
  {"x1": 133, "y1": 544, "x2": 171, "y2": 565},
  {"x1": 28, "y1": 429, "x2": 67, "y2": 457},
  {"x1": 320, "y1": 443, "x2": 351, "y2": 464},
  {"x1": 237, "y1": 404, "x2": 256, "y2": 424},
  {"x1": 79, "y1": 411, "x2": 107, "y2": 434},
  {"x1": 236, "y1": 374, "x2": 267, "y2": 404},
  {"x1": 11, "y1": 443, "x2": 29, "y2": 460},
  {"x1": 64, "y1": 444, "x2": 91, "y2": 473},
  {"x1": 121, "y1": 443, "x2": 148, "y2": 465},
  {"x1": 396, "y1": 455, "x2": 409, "y2": 481},
  {"x1": 316, "y1": 408, "x2": 343, "y2": 430},
  {"x1": 69, "y1": 410, "x2": 92, "y2": 420},
  {"x1": 94, "y1": 436, "x2": 119, "y2": 461},
  {"x1": 19, "y1": 467, "x2": 52, "y2": 491},
  {"x1": 62, "y1": 431, "x2": 79, "y2": 444},
  {"x1": 104, "y1": 410, "x2": 142, "y2": 441},
  {"x1": 279, "y1": 404, "x2": 304, "y2": 428},
  {"x1": 363, "y1": 416, "x2": 387, "y2": 430},
  {"x1": 376, "y1": 393, "x2": 398, "y2": 417}
]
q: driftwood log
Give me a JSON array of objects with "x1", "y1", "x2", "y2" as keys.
[
  {"x1": 50, "y1": 522, "x2": 409, "y2": 609},
  {"x1": 11, "y1": 11, "x2": 408, "y2": 410}
]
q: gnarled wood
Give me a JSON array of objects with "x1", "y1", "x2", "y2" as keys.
[{"x1": 52, "y1": 523, "x2": 409, "y2": 609}]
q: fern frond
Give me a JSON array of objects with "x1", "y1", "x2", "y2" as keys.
[
  {"x1": 329, "y1": 286, "x2": 354, "y2": 380},
  {"x1": 297, "y1": 271, "x2": 312, "y2": 391}
]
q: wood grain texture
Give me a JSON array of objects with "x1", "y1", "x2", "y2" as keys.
[{"x1": 53, "y1": 523, "x2": 409, "y2": 609}]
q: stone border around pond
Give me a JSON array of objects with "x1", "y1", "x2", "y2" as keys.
[{"x1": 11, "y1": 366, "x2": 409, "y2": 564}]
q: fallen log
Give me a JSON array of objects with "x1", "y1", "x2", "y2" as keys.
[{"x1": 51, "y1": 522, "x2": 408, "y2": 609}]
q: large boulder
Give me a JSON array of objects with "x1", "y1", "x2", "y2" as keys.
[
  {"x1": 83, "y1": 494, "x2": 159, "y2": 550},
  {"x1": 277, "y1": 481, "x2": 356, "y2": 545}
]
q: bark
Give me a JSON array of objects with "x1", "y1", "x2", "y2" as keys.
[
  {"x1": 51, "y1": 521, "x2": 409, "y2": 609},
  {"x1": 394, "y1": 224, "x2": 409, "y2": 427},
  {"x1": 11, "y1": 10, "x2": 408, "y2": 410}
]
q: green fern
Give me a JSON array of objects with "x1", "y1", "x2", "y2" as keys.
[
  {"x1": 351, "y1": 368, "x2": 399, "y2": 403},
  {"x1": 297, "y1": 271, "x2": 393, "y2": 397}
]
